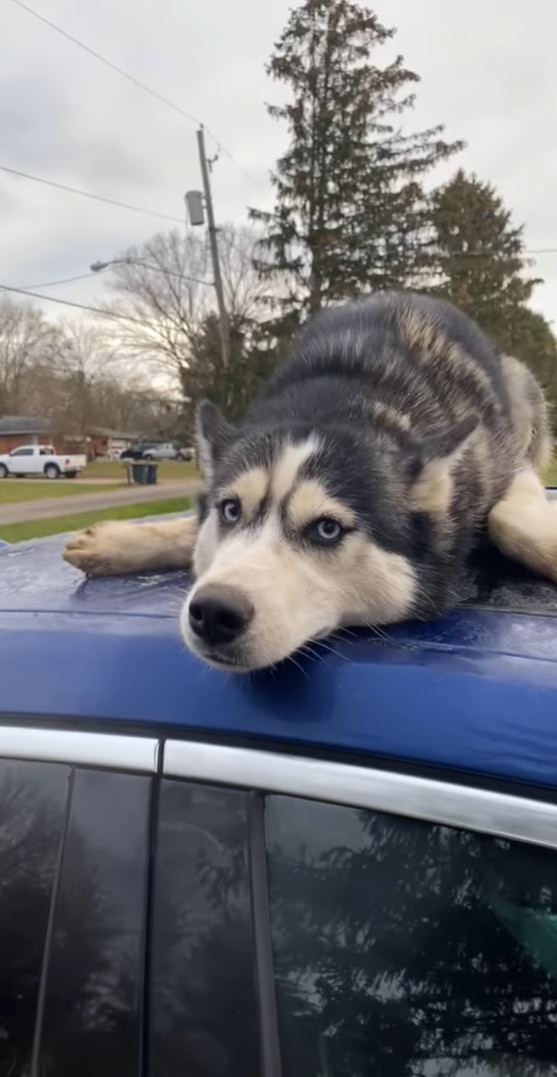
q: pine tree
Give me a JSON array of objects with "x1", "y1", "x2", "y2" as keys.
[
  {"x1": 183, "y1": 312, "x2": 280, "y2": 422},
  {"x1": 251, "y1": 0, "x2": 463, "y2": 323},
  {"x1": 429, "y1": 170, "x2": 538, "y2": 341},
  {"x1": 429, "y1": 169, "x2": 557, "y2": 427}
]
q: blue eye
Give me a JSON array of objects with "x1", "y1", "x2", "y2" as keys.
[
  {"x1": 219, "y1": 498, "x2": 241, "y2": 525},
  {"x1": 311, "y1": 517, "x2": 343, "y2": 543}
]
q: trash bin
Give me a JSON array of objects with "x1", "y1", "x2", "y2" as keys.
[
  {"x1": 131, "y1": 463, "x2": 148, "y2": 485},
  {"x1": 146, "y1": 463, "x2": 158, "y2": 485}
]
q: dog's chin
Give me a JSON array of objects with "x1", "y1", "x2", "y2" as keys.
[
  {"x1": 183, "y1": 634, "x2": 307, "y2": 674},
  {"x1": 182, "y1": 622, "x2": 339, "y2": 674},
  {"x1": 182, "y1": 633, "x2": 267, "y2": 674},
  {"x1": 196, "y1": 650, "x2": 254, "y2": 673}
]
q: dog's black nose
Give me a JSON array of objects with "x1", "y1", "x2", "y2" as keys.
[{"x1": 188, "y1": 586, "x2": 254, "y2": 647}]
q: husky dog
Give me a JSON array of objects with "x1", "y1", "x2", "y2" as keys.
[{"x1": 64, "y1": 292, "x2": 555, "y2": 672}]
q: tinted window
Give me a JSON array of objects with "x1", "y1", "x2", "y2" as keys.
[
  {"x1": 0, "y1": 759, "x2": 69, "y2": 1077},
  {"x1": 11, "y1": 447, "x2": 33, "y2": 456},
  {"x1": 266, "y1": 795, "x2": 557, "y2": 1077},
  {"x1": 150, "y1": 781, "x2": 260, "y2": 1077},
  {"x1": 39, "y1": 768, "x2": 150, "y2": 1077}
]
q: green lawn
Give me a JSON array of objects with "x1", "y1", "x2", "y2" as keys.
[
  {"x1": 0, "y1": 497, "x2": 190, "y2": 545},
  {"x1": 545, "y1": 457, "x2": 557, "y2": 486},
  {"x1": 85, "y1": 459, "x2": 199, "y2": 481},
  {"x1": 0, "y1": 481, "x2": 121, "y2": 505}
]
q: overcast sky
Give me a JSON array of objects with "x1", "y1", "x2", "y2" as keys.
[{"x1": 2, "y1": 0, "x2": 556, "y2": 328}]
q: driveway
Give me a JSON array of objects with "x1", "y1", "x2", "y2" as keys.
[{"x1": 0, "y1": 479, "x2": 202, "y2": 525}]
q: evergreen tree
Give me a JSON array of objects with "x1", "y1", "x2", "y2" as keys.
[
  {"x1": 182, "y1": 312, "x2": 280, "y2": 422},
  {"x1": 429, "y1": 169, "x2": 557, "y2": 429},
  {"x1": 251, "y1": 0, "x2": 463, "y2": 323}
]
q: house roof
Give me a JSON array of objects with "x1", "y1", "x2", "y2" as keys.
[
  {"x1": 88, "y1": 426, "x2": 139, "y2": 438},
  {"x1": 0, "y1": 415, "x2": 49, "y2": 435}
]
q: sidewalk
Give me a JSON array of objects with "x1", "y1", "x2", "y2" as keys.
[{"x1": 0, "y1": 479, "x2": 202, "y2": 525}]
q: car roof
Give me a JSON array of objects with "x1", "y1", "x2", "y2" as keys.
[{"x1": 1, "y1": 524, "x2": 557, "y2": 792}]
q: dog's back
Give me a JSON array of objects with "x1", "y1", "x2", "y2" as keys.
[
  {"x1": 253, "y1": 291, "x2": 548, "y2": 506},
  {"x1": 266, "y1": 292, "x2": 509, "y2": 423}
]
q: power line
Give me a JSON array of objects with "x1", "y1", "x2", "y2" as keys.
[
  {"x1": 20, "y1": 272, "x2": 98, "y2": 290},
  {"x1": 201, "y1": 132, "x2": 268, "y2": 199},
  {"x1": 11, "y1": 0, "x2": 201, "y2": 125},
  {"x1": 92, "y1": 258, "x2": 213, "y2": 287},
  {"x1": 10, "y1": 0, "x2": 268, "y2": 197},
  {"x1": 0, "y1": 282, "x2": 156, "y2": 326},
  {"x1": 17, "y1": 266, "x2": 209, "y2": 291},
  {"x1": 0, "y1": 163, "x2": 183, "y2": 224}
]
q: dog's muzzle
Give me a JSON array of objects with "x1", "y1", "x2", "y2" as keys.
[{"x1": 188, "y1": 584, "x2": 254, "y2": 652}]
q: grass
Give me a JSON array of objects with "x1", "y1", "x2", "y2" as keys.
[
  {"x1": 0, "y1": 481, "x2": 121, "y2": 505},
  {"x1": 0, "y1": 497, "x2": 190, "y2": 545},
  {"x1": 85, "y1": 459, "x2": 199, "y2": 481},
  {"x1": 545, "y1": 457, "x2": 557, "y2": 486}
]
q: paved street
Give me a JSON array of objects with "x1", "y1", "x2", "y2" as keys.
[{"x1": 0, "y1": 479, "x2": 201, "y2": 525}]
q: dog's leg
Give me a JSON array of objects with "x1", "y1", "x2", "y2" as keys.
[
  {"x1": 63, "y1": 516, "x2": 199, "y2": 577},
  {"x1": 488, "y1": 468, "x2": 557, "y2": 583}
]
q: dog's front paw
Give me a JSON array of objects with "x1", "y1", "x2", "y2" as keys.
[{"x1": 63, "y1": 522, "x2": 139, "y2": 577}]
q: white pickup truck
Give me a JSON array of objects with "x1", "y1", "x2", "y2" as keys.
[{"x1": 0, "y1": 445, "x2": 87, "y2": 480}]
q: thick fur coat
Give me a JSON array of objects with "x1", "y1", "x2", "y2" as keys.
[{"x1": 64, "y1": 292, "x2": 555, "y2": 672}]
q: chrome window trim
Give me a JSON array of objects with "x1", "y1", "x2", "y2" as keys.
[
  {"x1": 164, "y1": 741, "x2": 557, "y2": 850},
  {"x1": 0, "y1": 726, "x2": 159, "y2": 773}
]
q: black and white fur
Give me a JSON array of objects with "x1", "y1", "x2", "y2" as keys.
[{"x1": 64, "y1": 292, "x2": 555, "y2": 672}]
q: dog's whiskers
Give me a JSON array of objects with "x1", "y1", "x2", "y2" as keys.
[
  {"x1": 286, "y1": 654, "x2": 311, "y2": 680},
  {"x1": 298, "y1": 644, "x2": 324, "y2": 666},
  {"x1": 307, "y1": 639, "x2": 346, "y2": 661}
]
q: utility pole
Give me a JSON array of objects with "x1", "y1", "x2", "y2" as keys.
[{"x1": 196, "y1": 126, "x2": 230, "y2": 369}]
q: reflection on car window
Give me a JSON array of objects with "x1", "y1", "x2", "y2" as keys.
[
  {"x1": 40, "y1": 768, "x2": 150, "y2": 1077},
  {"x1": 266, "y1": 795, "x2": 557, "y2": 1077},
  {"x1": 149, "y1": 780, "x2": 260, "y2": 1077},
  {"x1": 0, "y1": 759, "x2": 69, "y2": 1076}
]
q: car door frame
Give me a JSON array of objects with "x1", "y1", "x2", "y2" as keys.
[{"x1": 2, "y1": 724, "x2": 557, "y2": 1077}]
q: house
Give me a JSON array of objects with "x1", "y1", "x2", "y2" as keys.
[
  {"x1": 87, "y1": 427, "x2": 139, "y2": 460},
  {"x1": 0, "y1": 417, "x2": 137, "y2": 460},
  {"x1": 0, "y1": 416, "x2": 51, "y2": 454},
  {"x1": 0, "y1": 416, "x2": 89, "y2": 456}
]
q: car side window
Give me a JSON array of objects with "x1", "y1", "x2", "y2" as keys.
[
  {"x1": 10, "y1": 447, "x2": 33, "y2": 457},
  {"x1": 149, "y1": 780, "x2": 261, "y2": 1077},
  {"x1": 0, "y1": 759, "x2": 69, "y2": 1076},
  {"x1": 265, "y1": 795, "x2": 557, "y2": 1077},
  {"x1": 39, "y1": 768, "x2": 150, "y2": 1077}
]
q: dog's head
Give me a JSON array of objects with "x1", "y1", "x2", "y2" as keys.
[{"x1": 181, "y1": 401, "x2": 477, "y2": 672}]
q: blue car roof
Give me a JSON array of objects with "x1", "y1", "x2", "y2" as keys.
[{"x1": 1, "y1": 530, "x2": 557, "y2": 792}]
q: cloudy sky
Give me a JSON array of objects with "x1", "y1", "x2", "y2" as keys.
[{"x1": 2, "y1": 0, "x2": 556, "y2": 326}]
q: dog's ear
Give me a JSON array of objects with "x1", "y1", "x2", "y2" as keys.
[
  {"x1": 409, "y1": 416, "x2": 478, "y2": 514},
  {"x1": 194, "y1": 401, "x2": 235, "y2": 483}
]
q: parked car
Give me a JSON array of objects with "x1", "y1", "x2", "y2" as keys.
[
  {"x1": 0, "y1": 444, "x2": 87, "y2": 479},
  {"x1": 141, "y1": 442, "x2": 194, "y2": 461},
  {"x1": 0, "y1": 509, "x2": 557, "y2": 1075},
  {"x1": 120, "y1": 443, "x2": 155, "y2": 461}
]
